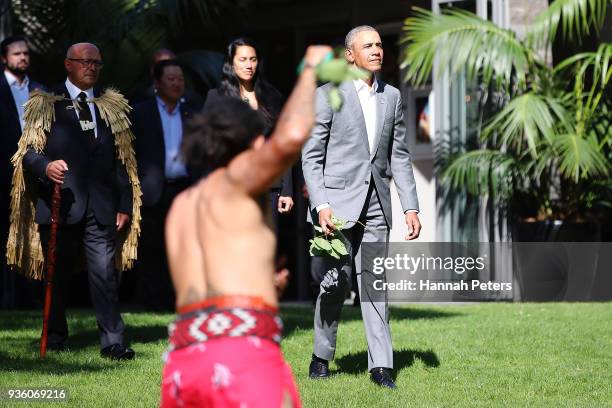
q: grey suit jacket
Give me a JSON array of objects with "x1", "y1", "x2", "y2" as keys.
[{"x1": 302, "y1": 80, "x2": 419, "y2": 228}]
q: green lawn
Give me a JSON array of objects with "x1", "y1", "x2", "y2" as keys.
[{"x1": 0, "y1": 303, "x2": 611, "y2": 407}]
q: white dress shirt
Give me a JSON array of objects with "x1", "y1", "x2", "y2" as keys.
[
  {"x1": 156, "y1": 96, "x2": 188, "y2": 179},
  {"x1": 354, "y1": 78, "x2": 378, "y2": 153},
  {"x1": 65, "y1": 78, "x2": 97, "y2": 138},
  {"x1": 5, "y1": 70, "x2": 30, "y2": 131}
]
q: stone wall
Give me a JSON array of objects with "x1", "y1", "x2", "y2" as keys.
[{"x1": 508, "y1": 0, "x2": 549, "y2": 40}]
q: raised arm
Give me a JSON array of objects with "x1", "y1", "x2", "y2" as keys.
[{"x1": 226, "y1": 46, "x2": 332, "y2": 196}]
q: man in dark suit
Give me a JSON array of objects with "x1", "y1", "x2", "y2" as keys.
[
  {"x1": 22, "y1": 43, "x2": 135, "y2": 359},
  {"x1": 0, "y1": 35, "x2": 45, "y2": 308},
  {"x1": 302, "y1": 26, "x2": 421, "y2": 388},
  {"x1": 130, "y1": 48, "x2": 204, "y2": 110},
  {"x1": 132, "y1": 59, "x2": 193, "y2": 310}
]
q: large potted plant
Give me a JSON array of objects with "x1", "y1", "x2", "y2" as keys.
[
  {"x1": 401, "y1": 0, "x2": 612, "y2": 241},
  {"x1": 401, "y1": 0, "x2": 612, "y2": 300}
]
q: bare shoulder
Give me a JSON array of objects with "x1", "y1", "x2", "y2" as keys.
[
  {"x1": 165, "y1": 183, "x2": 200, "y2": 233},
  {"x1": 194, "y1": 169, "x2": 235, "y2": 202}
]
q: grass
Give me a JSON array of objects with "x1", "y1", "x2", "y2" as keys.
[{"x1": 0, "y1": 303, "x2": 611, "y2": 407}]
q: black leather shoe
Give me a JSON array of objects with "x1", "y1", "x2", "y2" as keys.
[
  {"x1": 309, "y1": 354, "x2": 329, "y2": 379},
  {"x1": 100, "y1": 344, "x2": 135, "y2": 361},
  {"x1": 370, "y1": 367, "x2": 396, "y2": 389}
]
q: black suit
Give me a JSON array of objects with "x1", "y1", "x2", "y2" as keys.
[
  {"x1": 24, "y1": 87, "x2": 132, "y2": 225},
  {"x1": 132, "y1": 97, "x2": 193, "y2": 309},
  {"x1": 130, "y1": 85, "x2": 204, "y2": 112},
  {"x1": 132, "y1": 98, "x2": 193, "y2": 207},
  {"x1": 0, "y1": 72, "x2": 45, "y2": 308},
  {"x1": 22, "y1": 84, "x2": 132, "y2": 348}
]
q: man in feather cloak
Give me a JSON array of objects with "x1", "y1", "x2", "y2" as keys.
[{"x1": 6, "y1": 43, "x2": 142, "y2": 360}]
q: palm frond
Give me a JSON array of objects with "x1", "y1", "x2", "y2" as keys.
[
  {"x1": 441, "y1": 150, "x2": 518, "y2": 199},
  {"x1": 401, "y1": 7, "x2": 530, "y2": 88},
  {"x1": 556, "y1": 42, "x2": 612, "y2": 89},
  {"x1": 483, "y1": 93, "x2": 570, "y2": 157},
  {"x1": 11, "y1": 0, "x2": 69, "y2": 53},
  {"x1": 552, "y1": 133, "x2": 610, "y2": 181},
  {"x1": 158, "y1": 0, "x2": 234, "y2": 32},
  {"x1": 528, "y1": 0, "x2": 611, "y2": 46}
]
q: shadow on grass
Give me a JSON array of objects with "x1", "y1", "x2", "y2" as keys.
[
  {"x1": 0, "y1": 349, "x2": 124, "y2": 375},
  {"x1": 66, "y1": 324, "x2": 168, "y2": 351},
  {"x1": 281, "y1": 305, "x2": 461, "y2": 338},
  {"x1": 0, "y1": 311, "x2": 167, "y2": 377},
  {"x1": 332, "y1": 348, "x2": 440, "y2": 377},
  {"x1": 0, "y1": 311, "x2": 44, "y2": 331}
]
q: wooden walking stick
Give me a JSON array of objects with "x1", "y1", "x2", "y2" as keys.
[{"x1": 40, "y1": 183, "x2": 61, "y2": 359}]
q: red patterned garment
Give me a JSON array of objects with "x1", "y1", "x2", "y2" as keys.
[{"x1": 160, "y1": 298, "x2": 301, "y2": 408}]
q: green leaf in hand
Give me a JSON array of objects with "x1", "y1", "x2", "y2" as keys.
[
  {"x1": 309, "y1": 217, "x2": 353, "y2": 259},
  {"x1": 309, "y1": 242, "x2": 329, "y2": 257},
  {"x1": 328, "y1": 249, "x2": 341, "y2": 259},
  {"x1": 312, "y1": 236, "x2": 332, "y2": 251},
  {"x1": 331, "y1": 215, "x2": 345, "y2": 230},
  {"x1": 330, "y1": 238, "x2": 348, "y2": 256}
]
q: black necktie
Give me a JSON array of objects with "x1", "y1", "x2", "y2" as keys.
[{"x1": 76, "y1": 92, "x2": 95, "y2": 141}]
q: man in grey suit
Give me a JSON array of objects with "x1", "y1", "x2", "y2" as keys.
[{"x1": 302, "y1": 25, "x2": 421, "y2": 389}]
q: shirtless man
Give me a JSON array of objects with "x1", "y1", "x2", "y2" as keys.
[{"x1": 160, "y1": 45, "x2": 331, "y2": 408}]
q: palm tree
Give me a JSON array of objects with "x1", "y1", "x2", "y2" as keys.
[{"x1": 401, "y1": 0, "x2": 612, "y2": 224}]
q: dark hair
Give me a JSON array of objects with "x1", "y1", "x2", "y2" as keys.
[
  {"x1": 218, "y1": 37, "x2": 282, "y2": 133},
  {"x1": 182, "y1": 97, "x2": 265, "y2": 174},
  {"x1": 1, "y1": 35, "x2": 27, "y2": 56},
  {"x1": 152, "y1": 59, "x2": 182, "y2": 81},
  {"x1": 149, "y1": 48, "x2": 175, "y2": 69}
]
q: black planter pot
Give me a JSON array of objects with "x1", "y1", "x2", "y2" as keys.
[
  {"x1": 511, "y1": 220, "x2": 609, "y2": 301},
  {"x1": 512, "y1": 219, "x2": 601, "y2": 242}
]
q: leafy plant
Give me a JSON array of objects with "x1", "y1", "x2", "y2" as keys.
[
  {"x1": 9, "y1": 0, "x2": 236, "y2": 94},
  {"x1": 300, "y1": 49, "x2": 368, "y2": 111},
  {"x1": 309, "y1": 216, "x2": 350, "y2": 259},
  {"x1": 401, "y1": 0, "x2": 612, "y2": 222}
]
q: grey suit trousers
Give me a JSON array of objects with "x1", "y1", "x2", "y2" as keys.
[{"x1": 311, "y1": 183, "x2": 392, "y2": 371}]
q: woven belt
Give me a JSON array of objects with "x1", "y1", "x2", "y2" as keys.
[{"x1": 168, "y1": 296, "x2": 282, "y2": 351}]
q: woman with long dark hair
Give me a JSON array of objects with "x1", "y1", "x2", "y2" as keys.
[{"x1": 205, "y1": 37, "x2": 294, "y2": 222}]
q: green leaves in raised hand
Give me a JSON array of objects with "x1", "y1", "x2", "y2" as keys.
[
  {"x1": 299, "y1": 54, "x2": 367, "y2": 112},
  {"x1": 317, "y1": 60, "x2": 368, "y2": 111},
  {"x1": 316, "y1": 59, "x2": 368, "y2": 84},
  {"x1": 327, "y1": 88, "x2": 342, "y2": 111}
]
